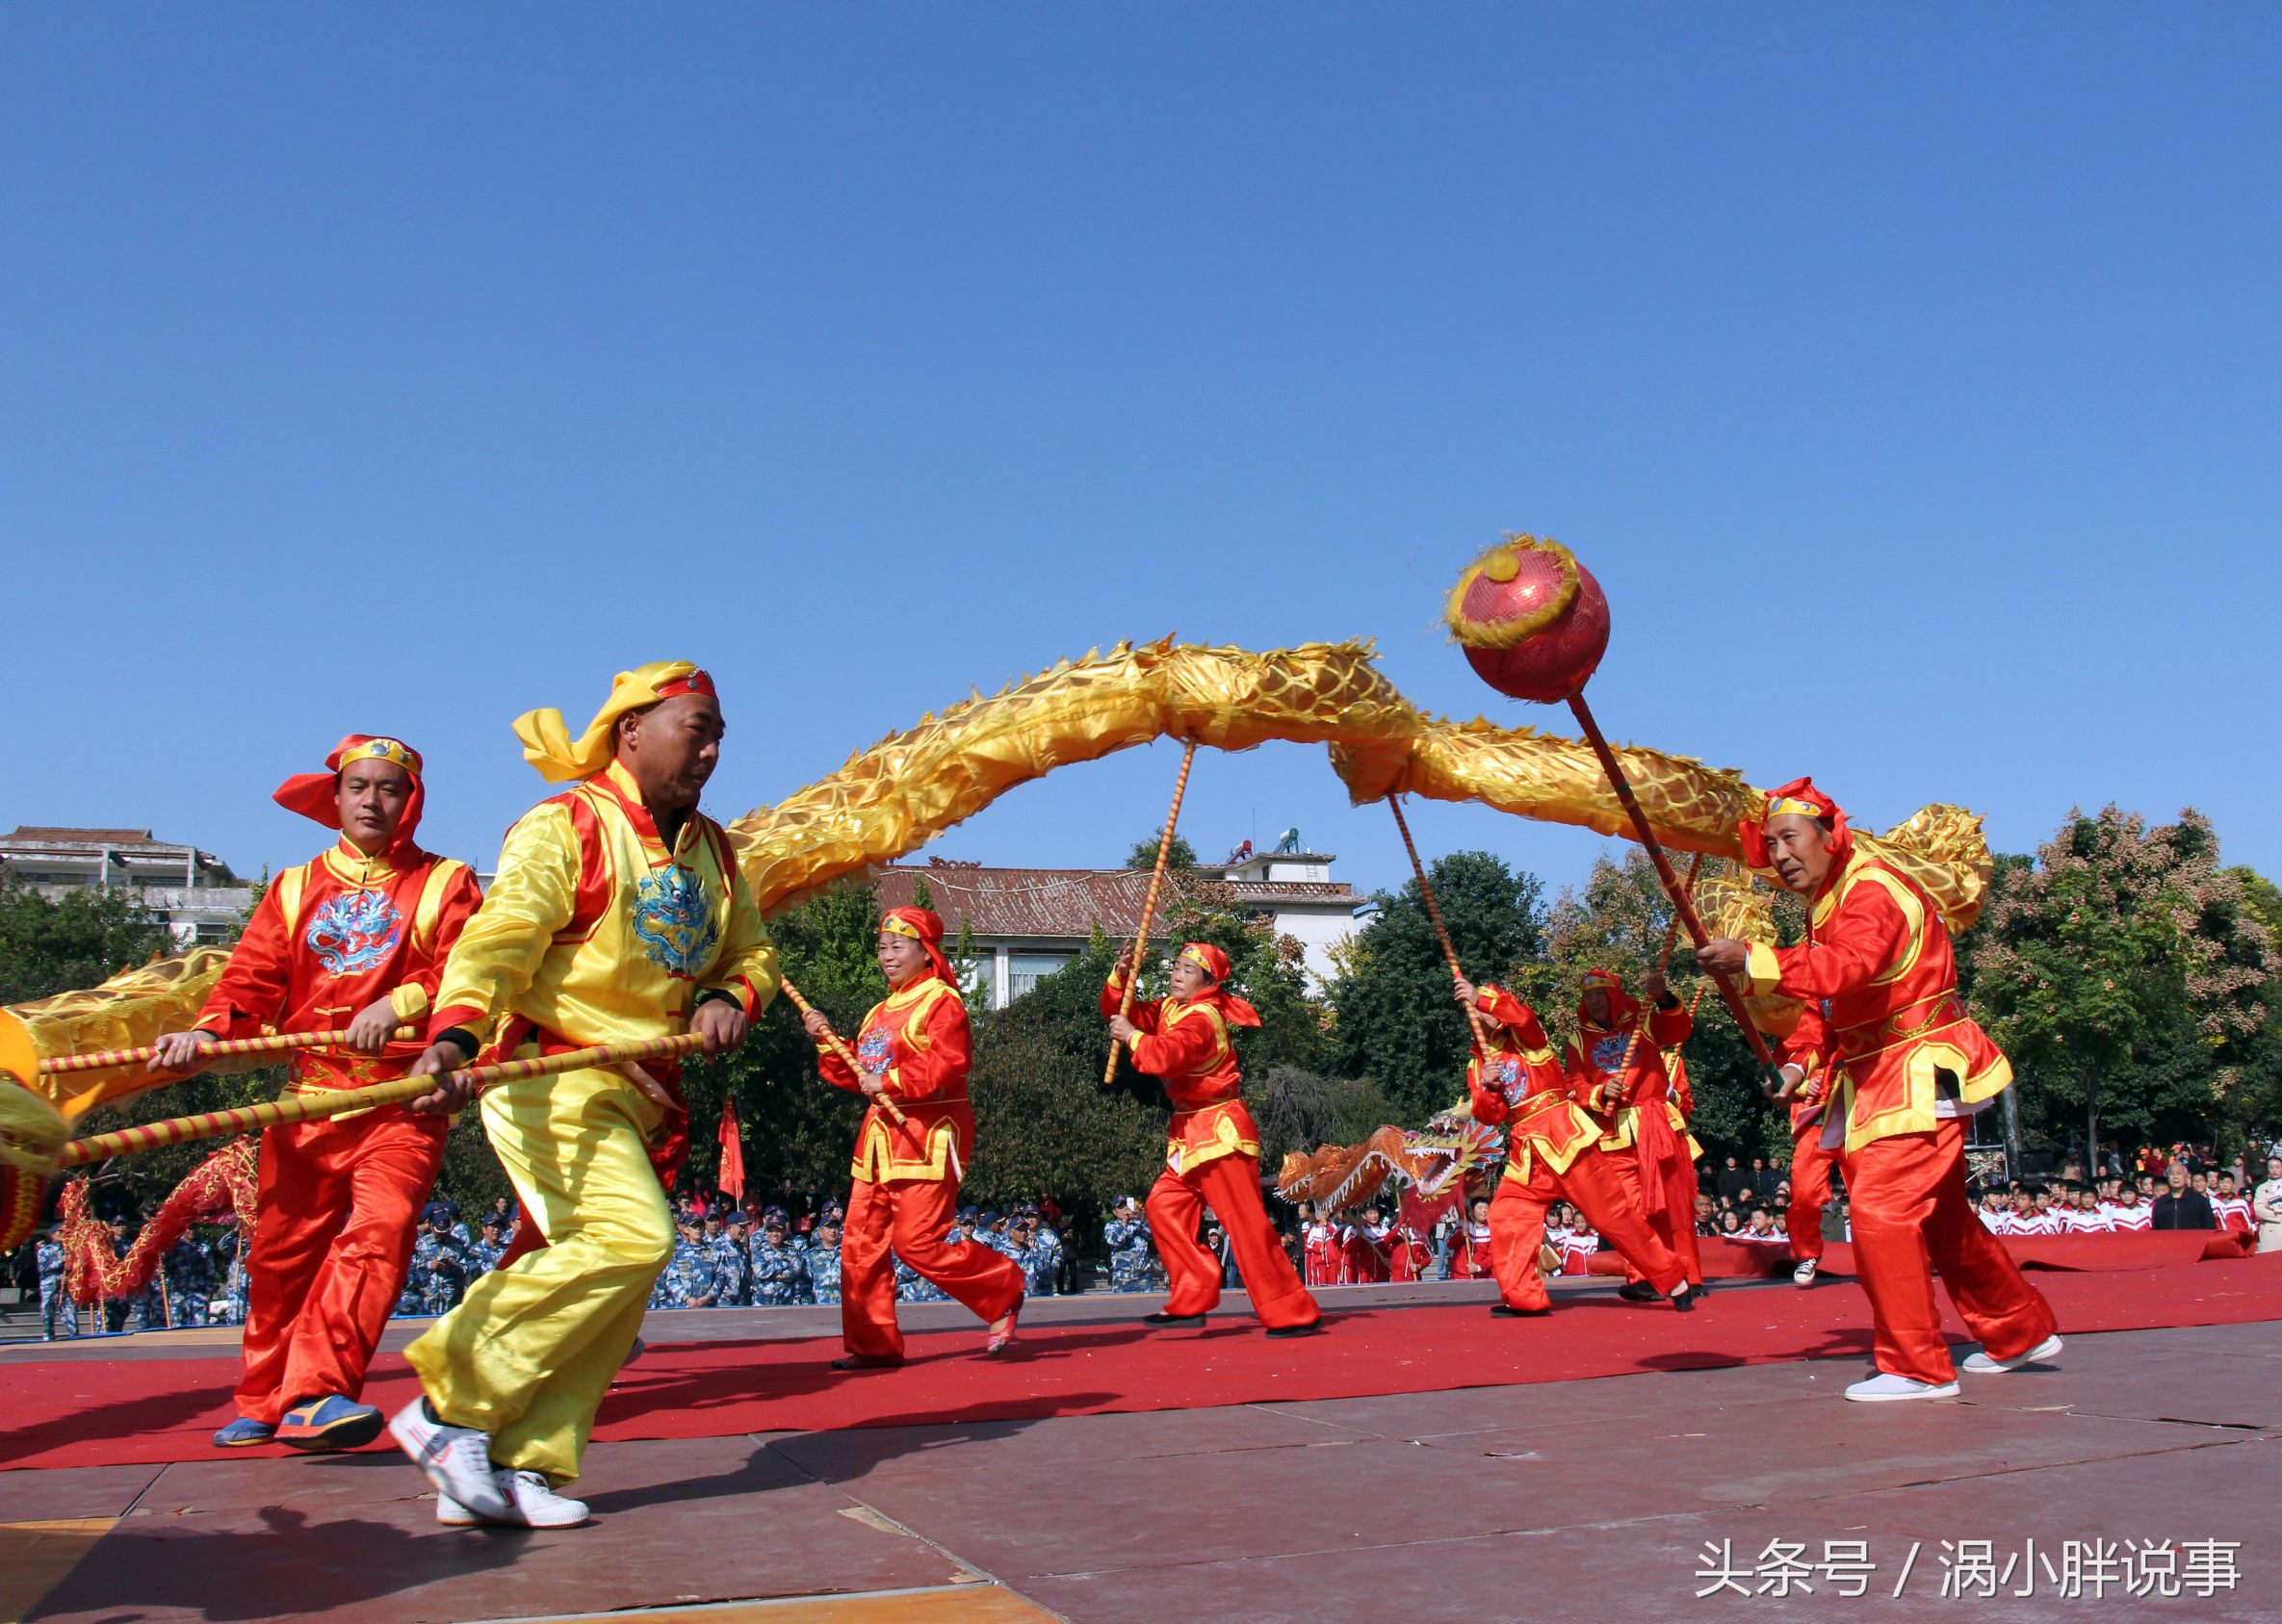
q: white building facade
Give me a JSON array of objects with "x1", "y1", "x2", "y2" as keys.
[
  {"x1": 0, "y1": 826, "x2": 252, "y2": 944},
  {"x1": 877, "y1": 841, "x2": 1363, "y2": 1011}
]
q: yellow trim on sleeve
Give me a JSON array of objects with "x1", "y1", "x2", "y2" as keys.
[{"x1": 1743, "y1": 941, "x2": 1783, "y2": 992}]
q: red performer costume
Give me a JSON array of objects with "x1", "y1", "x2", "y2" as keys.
[
  {"x1": 1726, "y1": 779, "x2": 2060, "y2": 1400},
  {"x1": 1785, "y1": 1062, "x2": 1838, "y2": 1284},
  {"x1": 816, "y1": 907, "x2": 1024, "y2": 1365},
  {"x1": 1302, "y1": 1215, "x2": 1343, "y2": 1287},
  {"x1": 1461, "y1": 982, "x2": 1693, "y2": 1315},
  {"x1": 182, "y1": 736, "x2": 480, "y2": 1450},
  {"x1": 1105, "y1": 942, "x2": 1322, "y2": 1333},
  {"x1": 1387, "y1": 1223, "x2": 1431, "y2": 1282},
  {"x1": 1567, "y1": 968, "x2": 1703, "y2": 1294}
]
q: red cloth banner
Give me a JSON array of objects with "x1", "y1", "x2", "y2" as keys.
[{"x1": 716, "y1": 1096, "x2": 746, "y2": 1204}]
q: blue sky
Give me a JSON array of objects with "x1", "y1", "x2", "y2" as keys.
[{"x1": 4, "y1": 7, "x2": 2276, "y2": 908}]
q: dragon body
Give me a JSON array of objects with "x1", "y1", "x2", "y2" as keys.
[
  {"x1": 1275, "y1": 1115, "x2": 1503, "y2": 1214},
  {"x1": 6, "y1": 636, "x2": 1991, "y2": 1121}
]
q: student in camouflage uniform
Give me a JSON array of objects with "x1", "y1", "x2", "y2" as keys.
[
  {"x1": 1014, "y1": 1213, "x2": 1061, "y2": 1298},
  {"x1": 405, "y1": 1215, "x2": 470, "y2": 1317},
  {"x1": 652, "y1": 1218, "x2": 724, "y2": 1309},
  {"x1": 163, "y1": 1236, "x2": 215, "y2": 1328},
  {"x1": 975, "y1": 1212, "x2": 1024, "y2": 1264},
  {"x1": 210, "y1": 1227, "x2": 250, "y2": 1326},
  {"x1": 713, "y1": 1213, "x2": 753, "y2": 1306},
  {"x1": 1104, "y1": 1197, "x2": 1155, "y2": 1292},
  {"x1": 747, "y1": 1214, "x2": 802, "y2": 1306},
  {"x1": 693, "y1": 1214, "x2": 743, "y2": 1306},
  {"x1": 469, "y1": 1219, "x2": 509, "y2": 1277},
  {"x1": 37, "y1": 1229, "x2": 77, "y2": 1341},
  {"x1": 806, "y1": 1218, "x2": 843, "y2": 1305}
]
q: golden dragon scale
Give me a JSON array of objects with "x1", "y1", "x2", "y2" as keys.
[{"x1": 2, "y1": 636, "x2": 1990, "y2": 1121}]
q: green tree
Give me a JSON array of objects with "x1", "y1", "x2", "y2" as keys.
[
  {"x1": 1965, "y1": 807, "x2": 2276, "y2": 1164},
  {"x1": 1125, "y1": 830, "x2": 1198, "y2": 871},
  {"x1": 0, "y1": 879, "x2": 178, "y2": 1005},
  {"x1": 678, "y1": 883, "x2": 883, "y2": 1205},
  {"x1": 1327, "y1": 850, "x2": 1544, "y2": 1122}
]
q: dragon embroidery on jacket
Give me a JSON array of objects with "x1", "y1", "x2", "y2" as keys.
[
  {"x1": 632, "y1": 866, "x2": 718, "y2": 979},
  {"x1": 304, "y1": 889, "x2": 402, "y2": 976}
]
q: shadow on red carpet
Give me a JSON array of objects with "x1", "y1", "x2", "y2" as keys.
[{"x1": 3, "y1": 1254, "x2": 2275, "y2": 1472}]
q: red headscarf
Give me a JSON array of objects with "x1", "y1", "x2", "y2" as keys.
[
  {"x1": 272, "y1": 735, "x2": 426, "y2": 853},
  {"x1": 1175, "y1": 941, "x2": 1262, "y2": 1027},
  {"x1": 881, "y1": 906, "x2": 954, "y2": 987},
  {"x1": 1577, "y1": 967, "x2": 1638, "y2": 1034},
  {"x1": 1737, "y1": 776, "x2": 1853, "y2": 872}
]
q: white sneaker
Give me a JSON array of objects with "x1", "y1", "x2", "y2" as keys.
[
  {"x1": 1792, "y1": 1258, "x2": 1819, "y2": 1287},
  {"x1": 390, "y1": 1399, "x2": 514, "y2": 1523},
  {"x1": 438, "y1": 1471, "x2": 590, "y2": 1529},
  {"x1": 501, "y1": 1469, "x2": 589, "y2": 1528},
  {"x1": 1845, "y1": 1372, "x2": 1961, "y2": 1403},
  {"x1": 1960, "y1": 1334, "x2": 2063, "y2": 1375}
]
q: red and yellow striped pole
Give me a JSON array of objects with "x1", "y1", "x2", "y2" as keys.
[
  {"x1": 1104, "y1": 740, "x2": 1200, "y2": 1086},
  {"x1": 779, "y1": 972, "x2": 907, "y2": 1126},
  {"x1": 57, "y1": 1032, "x2": 713, "y2": 1168},
  {"x1": 39, "y1": 1025, "x2": 415, "y2": 1075}
]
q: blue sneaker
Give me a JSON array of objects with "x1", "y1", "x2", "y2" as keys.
[
  {"x1": 274, "y1": 1394, "x2": 385, "y2": 1452},
  {"x1": 212, "y1": 1416, "x2": 276, "y2": 1449}
]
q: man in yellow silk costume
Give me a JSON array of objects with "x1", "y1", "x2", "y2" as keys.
[{"x1": 388, "y1": 662, "x2": 778, "y2": 1529}]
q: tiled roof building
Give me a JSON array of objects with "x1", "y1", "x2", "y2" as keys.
[{"x1": 876, "y1": 842, "x2": 1361, "y2": 1007}]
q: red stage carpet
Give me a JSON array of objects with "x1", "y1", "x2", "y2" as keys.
[{"x1": 4, "y1": 1255, "x2": 2276, "y2": 1473}]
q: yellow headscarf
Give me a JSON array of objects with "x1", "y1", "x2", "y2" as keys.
[{"x1": 512, "y1": 660, "x2": 716, "y2": 784}]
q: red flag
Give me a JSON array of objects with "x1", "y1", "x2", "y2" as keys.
[{"x1": 715, "y1": 1096, "x2": 746, "y2": 1204}]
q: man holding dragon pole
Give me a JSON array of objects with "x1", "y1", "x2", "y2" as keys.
[{"x1": 1699, "y1": 779, "x2": 2059, "y2": 1402}]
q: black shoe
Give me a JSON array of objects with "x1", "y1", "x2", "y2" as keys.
[
  {"x1": 1689, "y1": 1280, "x2": 1712, "y2": 1298},
  {"x1": 1490, "y1": 1303, "x2": 1550, "y2": 1319},
  {"x1": 1669, "y1": 1285, "x2": 1697, "y2": 1313},
  {"x1": 1265, "y1": 1322, "x2": 1326, "y2": 1339},
  {"x1": 1616, "y1": 1281, "x2": 1662, "y2": 1302},
  {"x1": 830, "y1": 1353, "x2": 904, "y2": 1371},
  {"x1": 1142, "y1": 1311, "x2": 1206, "y2": 1328}
]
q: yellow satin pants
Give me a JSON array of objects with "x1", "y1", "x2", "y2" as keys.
[{"x1": 403, "y1": 1064, "x2": 671, "y2": 1482}]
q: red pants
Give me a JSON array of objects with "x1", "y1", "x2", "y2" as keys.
[
  {"x1": 236, "y1": 1109, "x2": 444, "y2": 1423},
  {"x1": 1788, "y1": 1119, "x2": 1836, "y2": 1263},
  {"x1": 1606, "y1": 1145, "x2": 1704, "y2": 1289},
  {"x1": 842, "y1": 1175, "x2": 1024, "y2": 1360},
  {"x1": 1489, "y1": 1147, "x2": 1687, "y2": 1309},
  {"x1": 1146, "y1": 1154, "x2": 1319, "y2": 1328},
  {"x1": 1843, "y1": 1119, "x2": 2059, "y2": 1383}
]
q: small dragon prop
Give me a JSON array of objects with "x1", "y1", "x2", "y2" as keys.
[
  {"x1": 59, "y1": 1138, "x2": 257, "y2": 1308},
  {"x1": 1275, "y1": 1113, "x2": 1503, "y2": 1214}
]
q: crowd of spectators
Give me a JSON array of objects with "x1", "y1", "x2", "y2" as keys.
[
  {"x1": 20, "y1": 1138, "x2": 2281, "y2": 1340},
  {"x1": 1975, "y1": 1149, "x2": 2280, "y2": 1239}
]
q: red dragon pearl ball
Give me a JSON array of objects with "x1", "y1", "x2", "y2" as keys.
[{"x1": 1444, "y1": 534, "x2": 1610, "y2": 704}]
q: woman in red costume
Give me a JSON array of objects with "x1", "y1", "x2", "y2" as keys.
[
  {"x1": 1105, "y1": 941, "x2": 1322, "y2": 1336},
  {"x1": 1701, "y1": 779, "x2": 2060, "y2": 1402},
  {"x1": 1566, "y1": 968, "x2": 1704, "y2": 1302},
  {"x1": 806, "y1": 907, "x2": 1024, "y2": 1368},
  {"x1": 1457, "y1": 976, "x2": 1696, "y2": 1315},
  {"x1": 152, "y1": 735, "x2": 480, "y2": 1452}
]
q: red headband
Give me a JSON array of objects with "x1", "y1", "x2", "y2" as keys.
[
  {"x1": 1737, "y1": 776, "x2": 1852, "y2": 871},
  {"x1": 882, "y1": 905, "x2": 954, "y2": 986},
  {"x1": 1578, "y1": 967, "x2": 1637, "y2": 1030},
  {"x1": 1175, "y1": 941, "x2": 1260, "y2": 1027},
  {"x1": 654, "y1": 669, "x2": 717, "y2": 702}
]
